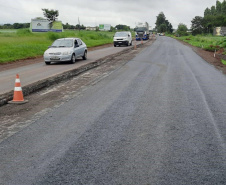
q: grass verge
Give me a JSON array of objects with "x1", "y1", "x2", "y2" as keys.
[
  {"x1": 222, "y1": 59, "x2": 226, "y2": 65},
  {"x1": 0, "y1": 29, "x2": 115, "y2": 63},
  {"x1": 167, "y1": 34, "x2": 226, "y2": 53}
]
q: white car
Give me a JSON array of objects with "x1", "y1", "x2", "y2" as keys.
[
  {"x1": 113, "y1": 31, "x2": 132, "y2": 47},
  {"x1": 44, "y1": 38, "x2": 87, "y2": 65}
]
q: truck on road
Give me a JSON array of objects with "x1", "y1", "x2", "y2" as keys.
[{"x1": 135, "y1": 22, "x2": 150, "y2": 41}]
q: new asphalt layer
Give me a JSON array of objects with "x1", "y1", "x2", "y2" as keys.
[{"x1": 1, "y1": 36, "x2": 226, "y2": 184}]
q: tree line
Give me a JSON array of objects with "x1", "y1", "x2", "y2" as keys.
[
  {"x1": 0, "y1": 22, "x2": 86, "y2": 30},
  {"x1": 63, "y1": 23, "x2": 130, "y2": 31},
  {"x1": 0, "y1": 22, "x2": 131, "y2": 31},
  {"x1": 0, "y1": 23, "x2": 30, "y2": 29},
  {"x1": 191, "y1": 0, "x2": 226, "y2": 35}
]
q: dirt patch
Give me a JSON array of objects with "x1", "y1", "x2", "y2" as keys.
[
  {"x1": 177, "y1": 39, "x2": 226, "y2": 75},
  {"x1": 88, "y1": 43, "x2": 113, "y2": 51}
]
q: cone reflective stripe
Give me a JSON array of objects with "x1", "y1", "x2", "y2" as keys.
[
  {"x1": 15, "y1": 77, "x2": 20, "y2": 83},
  {"x1": 14, "y1": 87, "x2": 22, "y2": 91},
  {"x1": 8, "y1": 74, "x2": 28, "y2": 104}
]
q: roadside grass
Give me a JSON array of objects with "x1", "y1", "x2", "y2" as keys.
[
  {"x1": 0, "y1": 29, "x2": 114, "y2": 63},
  {"x1": 222, "y1": 59, "x2": 226, "y2": 65},
  {"x1": 0, "y1": 29, "x2": 17, "y2": 33},
  {"x1": 168, "y1": 34, "x2": 226, "y2": 53}
]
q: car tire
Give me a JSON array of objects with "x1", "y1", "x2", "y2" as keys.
[
  {"x1": 126, "y1": 42, "x2": 129, "y2": 46},
  {"x1": 45, "y1": 61, "x2": 51, "y2": 65},
  {"x1": 71, "y1": 54, "x2": 76, "y2": 64},
  {"x1": 82, "y1": 51, "x2": 87, "y2": 60},
  {"x1": 130, "y1": 41, "x2": 132, "y2": 46},
  {"x1": 114, "y1": 45, "x2": 116, "y2": 47}
]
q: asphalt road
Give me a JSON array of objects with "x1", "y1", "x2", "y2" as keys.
[
  {"x1": 0, "y1": 43, "x2": 139, "y2": 94},
  {"x1": 1, "y1": 36, "x2": 226, "y2": 185}
]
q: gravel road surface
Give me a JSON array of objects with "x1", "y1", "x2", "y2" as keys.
[{"x1": 1, "y1": 36, "x2": 226, "y2": 185}]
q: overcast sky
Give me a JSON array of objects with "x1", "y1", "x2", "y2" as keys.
[{"x1": 0, "y1": 0, "x2": 218, "y2": 29}]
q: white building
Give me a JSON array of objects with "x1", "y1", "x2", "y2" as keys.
[{"x1": 86, "y1": 26, "x2": 96, "y2": 31}]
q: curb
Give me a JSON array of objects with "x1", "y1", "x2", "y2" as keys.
[{"x1": 0, "y1": 41, "x2": 150, "y2": 107}]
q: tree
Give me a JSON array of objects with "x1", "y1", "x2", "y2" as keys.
[
  {"x1": 200, "y1": 1, "x2": 226, "y2": 34},
  {"x1": 222, "y1": 0, "x2": 226, "y2": 15},
  {"x1": 216, "y1": 0, "x2": 222, "y2": 15},
  {"x1": 75, "y1": 24, "x2": 85, "y2": 30},
  {"x1": 191, "y1": 16, "x2": 204, "y2": 35},
  {"x1": 159, "y1": 24, "x2": 167, "y2": 32},
  {"x1": 63, "y1": 23, "x2": 76, "y2": 29},
  {"x1": 204, "y1": 8, "x2": 211, "y2": 17},
  {"x1": 203, "y1": 15, "x2": 214, "y2": 34},
  {"x1": 63, "y1": 23, "x2": 70, "y2": 29},
  {"x1": 35, "y1": 17, "x2": 45, "y2": 20},
  {"x1": 110, "y1": 26, "x2": 116, "y2": 32},
  {"x1": 155, "y1": 12, "x2": 166, "y2": 28},
  {"x1": 2, "y1": 24, "x2": 13, "y2": 29},
  {"x1": 176, "y1": 23, "x2": 188, "y2": 36},
  {"x1": 42, "y1": 9, "x2": 59, "y2": 28},
  {"x1": 155, "y1": 12, "x2": 173, "y2": 33},
  {"x1": 168, "y1": 23, "x2": 173, "y2": 33},
  {"x1": 210, "y1": 6, "x2": 216, "y2": 15},
  {"x1": 115, "y1": 24, "x2": 130, "y2": 31},
  {"x1": 13, "y1": 23, "x2": 23, "y2": 29}
]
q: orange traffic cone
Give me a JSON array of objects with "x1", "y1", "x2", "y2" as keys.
[
  {"x1": 134, "y1": 42, "x2": 137, "y2": 50},
  {"x1": 8, "y1": 74, "x2": 28, "y2": 104}
]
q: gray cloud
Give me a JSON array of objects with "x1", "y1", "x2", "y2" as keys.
[{"x1": 0, "y1": 0, "x2": 217, "y2": 29}]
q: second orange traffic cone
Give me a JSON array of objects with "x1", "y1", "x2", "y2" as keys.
[
  {"x1": 8, "y1": 74, "x2": 28, "y2": 104},
  {"x1": 134, "y1": 41, "x2": 137, "y2": 50}
]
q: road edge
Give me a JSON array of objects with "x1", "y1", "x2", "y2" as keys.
[{"x1": 0, "y1": 40, "x2": 153, "y2": 106}]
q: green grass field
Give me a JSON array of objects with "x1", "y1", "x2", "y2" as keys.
[
  {"x1": 169, "y1": 34, "x2": 226, "y2": 53},
  {"x1": 0, "y1": 29, "x2": 115, "y2": 63}
]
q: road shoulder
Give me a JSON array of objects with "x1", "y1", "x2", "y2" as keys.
[{"x1": 175, "y1": 38, "x2": 226, "y2": 75}]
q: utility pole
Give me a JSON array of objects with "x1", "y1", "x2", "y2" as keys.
[{"x1": 78, "y1": 17, "x2": 80, "y2": 32}]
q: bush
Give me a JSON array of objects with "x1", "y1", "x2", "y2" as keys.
[
  {"x1": 204, "y1": 46, "x2": 215, "y2": 51},
  {"x1": 221, "y1": 59, "x2": 226, "y2": 65},
  {"x1": 17, "y1": 29, "x2": 32, "y2": 36},
  {"x1": 78, "y1": 32, "x2": 84, "y2": 37},
  {"x1": 221, "y1": 42, "x2": 226, "y2": 48},
  {"x1": 47, "y1": 32, "x2": 61, "y2": 41},
  {"x1": 204, "y1": 45, "x2": 221, "y2": 52},
  {"x1": 88, "y1": 34, "x2": 98, "y2": 40}
]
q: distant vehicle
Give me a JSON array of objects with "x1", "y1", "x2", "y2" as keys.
[
  {"x1": 159, "y1": 33, "x2": 165, "y2": 36},
  {"x1": 43, "y1": 38, "x2": 87, "y2": 65},
  {"x1": 135, "y1": 22, "x2": 150, "y2": 41},
  {"x1": 113, "y1": 31, "x2": 132, "y2": 47}
]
